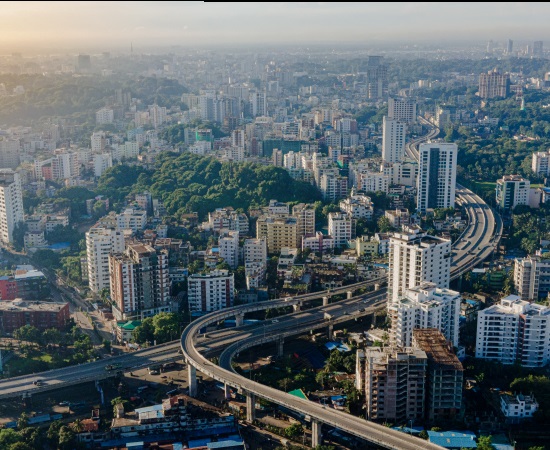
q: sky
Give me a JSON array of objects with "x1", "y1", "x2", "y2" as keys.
[{"x1": 0, "y1": 1, "x2": 549, "y2": 52}]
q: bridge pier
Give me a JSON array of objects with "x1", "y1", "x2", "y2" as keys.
[
  {"x1": 293, "y1": 302, "x2": 301, "y2": 312},
  {"x1": 323, "y1": 296, "x2": 329, "y2": 306},
  {"x1": 374, "y1": 283, "x2": 380, "y2": 291},
  {"x1": 188, "y1": 364, "x2": 197, "y2": 397},
  {"x1": 312, "y1": 419, "x2": 322, "y2": 448},
  {"x1": 277, "y1": 337, "x2": 284, "y2": 357},
  {"x1": 327, "y1": 324, "x2": 333, "y2": 340},
  {"x1": 235, "y1": 313, "x2": 244, "y2": 327},
  {"x1": 347, "y1": 290, "x2": 353, "y2": 299},
  {"x1": 224, "y1": 383, "x2": 231, "y2": 400},
  {"x1": 246, "y1": 392, "x2": 256, "y2": 422}
]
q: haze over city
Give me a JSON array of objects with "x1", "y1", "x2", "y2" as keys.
[{"x1": 1, "y1": 1, "x2": 550, "y2": 52}]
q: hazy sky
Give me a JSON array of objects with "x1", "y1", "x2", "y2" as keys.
[{"x1": 1, "y1": 1, "x2": 549, "y2": 51}]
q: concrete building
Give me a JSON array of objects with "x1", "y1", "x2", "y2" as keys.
[
  {"x1": 500, "y1": 394, "x2": 539, "y2": 423},
  {"x1": 358, "y1": 170, "x2": 389, "y2": 194},
  {"x1": 413, "y1": 329, "x2": 463, "y2": 423},
  {"x1": 385, "y1": 208, "x2": 410, "y2": 229},
  {"x1": 328, "y1": 212, "x2": 354, "y2": 248},
  {"x1": 531, "y1": 150, "x2": 550, "y2": 176},
  {"x1": 109, "y1": 244, "x2": 170, "y2": 320},
  {"x1": 382, "y1": 116, "x2": 407, "y2": 163},
  {"x1": 96, "y1": 107, "x2": 114, "y2": 124},
  {"x1": 0, "y1": 170, "x2": 24, "y2": 244},
  {"x1": 256, "y1": 216, "x2": 299, "y2": 254},
  {"x1": 339, "y1": 194, "x2": 374, "y2": 220},
  {"x1": 388, "y1": 227, "x2": 451, "y2": 304},
  {"x1": 292, "y1": 203, "x2": 316, "y2": 237},
  {"x1": 362, "y1": 347, "x2": 427, "y2": 422},
  {"x1": 0, "y1": 299, "x2": 70, "y2": 333},
  {"x1": 206, "y1": 208, "x2": 249, "y2": 236},
  {"x1": 389, "y1": 283, "x2": 461, "y2": 347},
  {"x1": 476, "y1": 295, "x2": 550, "y2": 367},
  {"x1": 92, "y1": 153, "x2": 112, "y2": 178},
  {"x1": 244, "y1": 238, "x2": 267, "y2": 266},
  {"x1": 187, "y1": 269, "x2": 234, "y2": 313},
  {"x1": 0, "y1": 139, "x2": 21, "y2": 169},
  {"x1": 479, "y1": 68, "x2": 510, "y2": 99},
  {"x1": 388, "y1": 97, "x2": 417, "y2": 124},
  {"x1": 302, "y1": 231, "x2": 335, "y2": 254},
  {"x1": 320, "y1": 173, "x2": 348, "y2": 202},
  {"x1": 417, "y1": 142, "x2": 457, "y2": 213},
  {"x1": 496, "y1": 175, "x2": 530, "y2": 212},
  {"x1": 514, "y1": 255, "x2": 550, "y2": 300},
  {"x1": 86, "y1": 227, "x2": 125, "y2": 294},
  {"x1": 219, "y1": 231, "x2": 240, "y2": 269},
  {"x1": 116, "y1": 208, "x2": 147, "y2": 232}
]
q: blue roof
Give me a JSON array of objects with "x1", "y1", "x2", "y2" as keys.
[
  {"x1": 392, "y1": 426, "x2": 423, "y2": 435},
  {"x1": 207, "y1": 440, "x2": 245, "y2": 449},
  {"x1": 428, "y1": 431, "x2": 477, "y2": 449},
  {"x1": 325, "y1": 342, "x2": 351, "y2": 352},
  {"x1": 189, "y1": 438, "x2": 211, "y2": 447}
]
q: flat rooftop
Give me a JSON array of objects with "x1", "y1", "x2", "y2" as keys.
[
  {"x1": 413, "y1": 329, "x2": 463, "y2": 371},
  {"x1": 0, "y1": 300, "x2": 67, "y2": 313}
]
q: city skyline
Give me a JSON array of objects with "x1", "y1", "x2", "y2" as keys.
[{"x1": 1, "y1": 2, "x2": 550, "y2": 52}]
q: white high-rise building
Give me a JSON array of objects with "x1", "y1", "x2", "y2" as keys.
[
  {"x1": 328, "y1": 212, "x2": 354, "y2": 248},
  {"x1": 188, "y1": 270, "x2": 235, "y2": 313},
  {"x1": 93, "y1": 153, "x2": 113, "y2": 177},
  {"x1": 532, "y1": 151, "x2": 550, "y2": 176},
  {"x1": 244, "y1": 238, "x2": 267, "y2": 289},
  {"x1": 358, "y1": 170, "x2": 390, "y2": 194},
  {"x1": 0, "y1": 170, "x2": 23, "y2": 244},
  {"x1": 476, "y1": 295, "x2": 550, "y2": 367},
  {"x1": 389, "y1": 283, "x2": 461, "y2": 347},
  {"x1": 0, "y1": 139, "x2": 21, "y2": 169},
  {"x1": 417, "y1": 142, "x2": 457, "y2": 213},
  {"x1": 514, "y1": 255, "x2": 550, "y2": 300},
  {"x1": 86, "y1": 227, "x2": 125, "y2": 293},
  {"x1": 495, "y1": 175, "x2": 530, "y2": 212},
  {"x1": 388, "y1": 226, "x2": 451, "y2": 304},
  {"x1": 388, "y1": 97, "x2": 417, "y2": 124},
  {"x1": 96, "y1": 107, "x2": 114, "y2": 124},
  {"x1": 91, "y1": 131, "x2": 107, "y2": 153},
  {"x1": 249, "y1": 91, "x2": 267, "y2": 116},
  {"x1": 219, "y1": 231, "x2": 240, "y2": 269},
  {"x1": 116, "y1": 208, "x2": 147, "y2": 232},
  {"x1": 382, "y1": 116, "x2": 407, "y2": 163},
  {"x1": 148, "y1": 104, "x2": 167, "y2": 128}
]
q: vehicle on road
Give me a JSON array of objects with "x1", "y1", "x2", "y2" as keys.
[
  {"x1": 271, "y1": 319, "x2": 279, "y2": 324},
  {"x1": 136, "y1": 385, "x2": 149, "y2": 394},
  {"x1": 33, "y1": 379, "x2": 44, "y2": 386},
  {"x1": 148, "y1": 366, "x2": 160, "y2": 375},
  {"x1": 59, "y1": 401, "x2": 70, "y2": 407},
  {"x1": 105, "y1": 363, "x2": 121, "y2": 371}
]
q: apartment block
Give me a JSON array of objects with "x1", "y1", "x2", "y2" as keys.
[
  {"x1": 339, "y1": 194, "x2": 374, "y2": 220},
  {"x1": 187, "y1": 270, "x2": 234, "y2": 313},
  {"x1": 0, "y1": 169, "x2": 24, "y2": 244},
  {"x1": 496, "y1": 175, "x2": 530, "y2": 212},
  {"x1": 328, "y1": 212, "x2": 354, "y2": 248},
  {"x1": 256, "y1": 216, "x2": 299, "y2": 254},
  {"x1": 219, "y1": 230, "x2": 240, "y2": 269},
  {"x1": 514, "y1": 255, "x2": 550, "y2": 300},
  {"x1": 86, "y1": 227, "x2": 125, "y2": 293}
]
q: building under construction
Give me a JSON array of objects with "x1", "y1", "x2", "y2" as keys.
[{"x1": 413, "y1": 328, "x2": 464, "y2": 423}]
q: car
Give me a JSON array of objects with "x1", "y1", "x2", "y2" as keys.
[
  {"x1": 59, "y1": 401, "x2": 70, "y2": 407},
  {"x1": 271, "y1": 319, "x2": 279, "y2": 324},
  {"x1": 33, "y1": 379, "x2": 44, "y2": 386},
  {"x1": 161, "y1": 375, "x2": 167, "y2": 379}
]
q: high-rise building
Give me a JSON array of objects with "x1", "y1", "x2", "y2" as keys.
[
  {"x1": 0, "y1": 140, "x2": 21, "y2": 169},
  {"x1": 96, "y1": 107, "x2": 114, "y2": 124},
  {"x1": 476, "y1": 295, "x2": 550, "y2": 367},
  {"x1": 495, "y1": 175, "x2": 530, "y2": 212},
  {"x1": 389, "y1": 283, "x2": 461, "y2": 347},
  {"x1": 506, "y1": 39, "x2": 514, "y2": 55},
  {"x1": 148, "y1": 104, "x2": 167, "y2": 128},
  {"x1": 320, "y1": 173, "x2": 348, "y2": 202},
  {"x1": 244, "y1": 238, "x2": 267, "y2": 290},
  {"x1": 531, "y1": 150, "x2": 550, "y2": 176},
  {"x1": 187, "y1": 269, "x2": 234, "y2": 313},
  {"x1": 93, "y1": 153, "x2": 112, "y2": 178},
  {"x1": 219, "y1": 231, "x2": 240, "y2": 269},
  {"x1": 413, "y1": 329, "x2": 463, "y2": 423},
  {"x1": 514, "y1": 255, "x2": 550, "y2": 300},
  {"x1": 388, "y1": 97, "x2": 417, "y2": 124},
  {"x1": 417, "y1": 142, "x2": 457, "y2": 213},
  {"x1": 109, "y1": 244, "x2": 170, "y2": 320},
  {"x1": 388, "y1": 227, "x2": 451, "y2": 304},
  {"x1": 292, "y1": 203, "x2": 316, "y2": 238},
  {"x1": 362, "y1": 347, "x2": 427, "y2": 422},
  {"x1": 0, "y1": 170, "x2": 23, "y2": 244},
  {"x1": 328, "y1": 212, "x2": 354, "y2": 248},
  {"x1": 249, "y1": 91, "x2": 267, "y2": 116},
  {"x1": 479, "y1": 68, "x2": 510, "y2": 99},
  {"x1": 382, "y1": 116, "x2": 407, "y2": 163},
  {"x1": 256, "y1": 216, "x2": 299, "y2": 254},
  {"x1": 86, "y1": 227, "x2": 125, "y2": 293},
  {"x1": 533, "y1": 40, "x2": 543, "y2": 58},
  {"x1": 366, "y1": 56, "x2": 388, "y2": 99}
]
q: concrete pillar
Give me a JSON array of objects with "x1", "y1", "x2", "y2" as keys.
[
  {"x1": 293, "y1": 302, "x2": 301, "y2": 312},
  {"x1": 374, "y1": 283, "x2": 380, "y2": 291},
  {"x1": 188, "y1": 364, "x2": 197, "y2": 397},
  {"x1": 235, "y1": 313, "x2": 244, "y2": 327},
  {"x1": 327, "y1": 324, "x2": 333, "y2": 340},
  {"x1": 323, "y1": 296, "x2": 329, "y2": 306},
  {"x1": 277, "y1": 337, "x2": 284, "y2": 357},
  {"x1": 312, "y1": 419, "x2": 322, "y2": 448},
  {"x1": 246, "y1": 392, "x2": 256, "y2": 422},
  {"x1": 224, "y1": 383, "x2": 231, "y2": 400},
  {"x1": 347, "y1": 290, "x2": 353, "y2": 299}
]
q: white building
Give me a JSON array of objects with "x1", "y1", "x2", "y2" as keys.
[
  {"x1": 219, "y1": 231, "x2": 240, "y2": 269},
  {"x1": 249, "y1": 91, "x2": 267, "y2": 116},
  {"x1": 328, "y1": 212, "x2": 354, "y2": 248},
  {"x1": 24, "y1": 231, "x2": 47, "y2": 249},
  {"x1": 187, "y1": 270, "x2": 235, "y2": 313},
  {"x1": 244, "y1": 238, "x2": 267, "y2": 265},
  {"x1": 358, "y1": 170, "x2": 389, "y2": 194},
  {"x1": 385, "y1": 208, "x2": 410, "y2": 229},
  {"x1": 0, "y1": 170, "x2": 24, "y2": 244},
  {"x1": 148, "y1": 104, "x2": 167, "y2": 128},
  {"x1": 91, "y1": 131, "x2": 107, "y2": 153},
  {"x1": 417, "y1": 142, "x2": 457, "y2": 213},
  {"x1": 302, "y1": 232, "x2": 335, "y2": 254},
  {"x1": 382, "y1": 116, "x2": 407, "y2": 163},
  {"x1": 500, "y1": 394, "x2": 539, "y2": 422},
  {"x1": 476, "y1": 295, "x2": 550, "y2": 367},
  {"x1": 339, "y1": 194, "x2": 374, "y2": 220},
  {"x1": 389, "y1": 283, "x2": 461, "y2": 347},
  {"x1": 496, "y1": 175, "x2": 530, "y2": 212},
  {"x1": 292, "y1": 203, "x2": 316, "y2": 238},
  {"x1": 86, "y1": 227, "x2": 125, "y2": 293},
  {"x1": 532, "y1": 150, "x2": 550, "y2": 176},
  {"x1": 388, "y1": 226, "x2": 451, "y2": 304},
  {"x1": 93, "y1": 153, "x2": 113, "y2": 177},
  {"x1": 388, "y1": 97, "x2": 417, "y2": 124},
  {"x1": 116, "y1": 208, "x2": 147, "y2": 232},
  {"x1": 320, "y1": 173, "x2": 348, "y2": 202},
  {"x1": 96, "y1": 107, "x2": 114, "y2": 124},
  {"x1": 514, "y1": 255, "x2": 550, "y2": 300},
  {"x1": 113, "y1": 142, "x2": 139, "y2": 161}
]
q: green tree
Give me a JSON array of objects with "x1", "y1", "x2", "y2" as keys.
[
  {"x1": 377, "y1": 216, "x2": 392, "y2": 233},
  {"x1": 17, "y1": 413, "x2": 29, "y2": 430},
  {"x1": 152, "y1": 312, "x2": 180, "y2": 343},
  {"x1": 284, "y1": 423, "x2": 304, "y2": 439},
  {"x1": 9, "y1": 442, "x2": 34, "y2": 450},
  {"x1": 47, "y1": 421, "x2": 63, "y2": 444},
  {"x1": 0, "y1": 429, "x2": 21, "y2": 448},
  {"x1": 43, "y1": 328, "x2": 62, "y2": 347},
  {"x1": 132, "y1": 317, "x2": 155, "y2": 344},
  {"x1": 57, "y1": 425, "x2": 77, "y2": 450},
  {"x1": 13, "y1": 325, "x2": 42, "y2": 347}
]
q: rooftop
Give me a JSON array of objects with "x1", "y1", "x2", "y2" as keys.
[
  {"x1": 0, "y1": 300, "x2": 68, "y2": 313},
  {"x1": 413, "y1": 329, "x2": 463, "y2": 371}
]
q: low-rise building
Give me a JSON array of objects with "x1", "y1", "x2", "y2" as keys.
[
  {"x1": 339, "y1": 194, "x2": 374, "y2": 220},
  {"x1": 0, "y1": 299, "x2": 70, "y2": 333},
  {"x1": 500, "y1": 393, "x2": 539, "y2": 423},
  {"x1": 385, "y1": 208, "x2": 410, "y2": 229}
]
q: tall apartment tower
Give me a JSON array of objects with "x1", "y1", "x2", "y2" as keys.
[
  {"x1": 533, "y1": 41, "x2": 543, "y2": 58},
  {"x1": 514, "y1": 255, "x2": 550, "y2": 300},
  {"x1": 388, "y1": 97, "x2": 417, "y2": 124},
  {"x1": 366, "y1": 56, "x2": 388, "y2": 99},
  {"x1": 388, "y1": 227, "x2": 451, "y2": 304},
  {"x1": 86, "y1": 227, "x2": 125, "y2": 293},
  {"x1": 0, "y1": 170, "x2": 23, "y2": 244},
  {"x1": 292, "y1": 203, "x2": 316, "y2": 237},
  {"x1": 417, "y1": 142, "x2": 457, "y2": 213},
  {"x1": 363, "y1": 347, "x2": 427, "y2": 422},
  {"x1": 219, "y1": 230, "x2": 240, "y2": 269},
  {"x1": 249, "y1": 91, "x2": 267, "y2": 116},
  {"x1": 506, "y1": 39, "x2": 514, "y2": 55},
  {"x1": 479, "y1": 68, "x2": 510, "y2": 99},
  {"x1": 187, "y1": 270, "x2": 234, "y2": 313},
  {"x1": 382, "y1": 116, "x2": 407, "y2": 163},
  {"x1": 109, "y1": 244, "x2": 170, "y2": 320}
]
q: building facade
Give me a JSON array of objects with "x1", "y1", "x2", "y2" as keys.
[
  {"x1": 382, "y1": 116, "x2": 407, "y2": 163},
  {"x1": 0, "y1": 170, "x2": 24, "y2": 244},
  {"x1": 86, "y1": 228, "x2": 125, "y2": 293},
  {"x1": 187, "y1": 270, "x2": 235, "y2": 313},
  {"x1": 496, "y1": 175, "x2": 530, "y2": 212}
]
